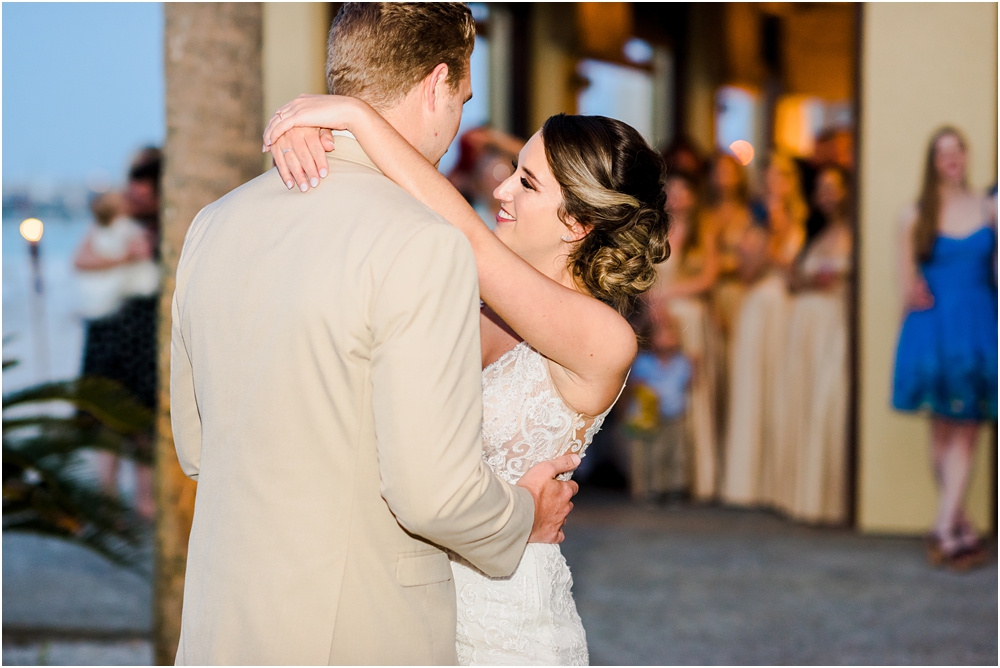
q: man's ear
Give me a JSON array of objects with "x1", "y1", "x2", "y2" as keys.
[{"x1": 423, "y1": 62, "x2": 451, "y2": 113}]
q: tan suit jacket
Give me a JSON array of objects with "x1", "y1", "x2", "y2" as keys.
[{"x1": 171, "y1": 138, "x2": 534, "y2": 665}]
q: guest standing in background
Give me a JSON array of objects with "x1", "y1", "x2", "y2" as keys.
[
  {"x1": 800, "y1": 127, "x2": 856, "y2": 242},
  {"x1": 646, "y1": 172, "x2": 721, "y2": 500},
  {"x1": 660, "y1": 134, "x2": 704, "y2": 186},
  {"x1": 623, "y1": 310, "x2": 693, "y2": 504},
  {"x1": 776, "y1": 166, "x2": 854, "y2": 523},
  {"x1": 75, "y1": 147, "x2": 161, "y2": 519},
  {"x1": 892, "y1": 127, "x2": 996, "y2": 570},
  {"x1": 721, "y1": 152, "x2": 806, "y2": 508},
  {"x1": 701, "y1": 153, "x2": 754, "y2": 453},
  {"x1": 75, "y1": 192, "x2": 159, "y2": 321},
  {"x1": 703, "y1": 153, "x2": 753, "y2": 342}
]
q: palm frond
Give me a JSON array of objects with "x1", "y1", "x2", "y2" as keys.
[{"x1": 3, "y1": 353, "x2": 154, "y2": 569}]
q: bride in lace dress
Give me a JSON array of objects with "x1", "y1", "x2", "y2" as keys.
[{"x1": 265, "y1": 98, "x2": 670, "y2": 665}]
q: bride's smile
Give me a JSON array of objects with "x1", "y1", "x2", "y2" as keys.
[
  {"x1": 490, "y1": 132, "x2": 587, "y2": 283},
  {"x1": 494, "y1": 205, "x2": 515, "y2": 224}
]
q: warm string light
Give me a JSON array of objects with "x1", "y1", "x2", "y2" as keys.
[
  {"x1": 19, "y1": 218, "x2": 44, "y2": 243},
  {"x1": 729, "y1": 140, "x2": 755, "y2": 166}
]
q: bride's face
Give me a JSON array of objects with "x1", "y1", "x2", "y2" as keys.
[{"x1": 492, "y1": 132, "x2": 582, "y2": 276}]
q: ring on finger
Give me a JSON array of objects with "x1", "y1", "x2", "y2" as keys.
[{"x1": 281, "y1": 148, "x2": 293, "y2": 155}]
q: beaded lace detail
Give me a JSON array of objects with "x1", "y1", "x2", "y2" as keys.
[
  {"x1": 453, "y1": 341, "x2": 618, "y2": 666},
  {"x1": 481, "y1": 342, "x2": 610, "y2": 485}
]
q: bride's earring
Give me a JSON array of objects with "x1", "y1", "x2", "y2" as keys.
[{"x1": 561, "y1": 235, "x2": 572, "y2": 242}]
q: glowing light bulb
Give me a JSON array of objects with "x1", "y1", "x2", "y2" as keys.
[
  {"x1": 20, "y1": 218, "x2": 44, "y2": 243},
  {"x1": 729, "y1": 140, "x2": 755, "y2": 166}
]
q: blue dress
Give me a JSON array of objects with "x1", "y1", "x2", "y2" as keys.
[{"x1": 892, "y1": 226, "x2": 998, "y2": 420}]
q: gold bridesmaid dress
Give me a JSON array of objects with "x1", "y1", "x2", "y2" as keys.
[
  {"x1": 719, "y1": 272, "x2": 790, "y2": 506},
  {"x1": 771, "y1": 227, "x2": 852, "y2": 523}
]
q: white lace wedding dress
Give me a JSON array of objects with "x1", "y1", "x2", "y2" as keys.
[{"x1": 451, "y1": 341, "x2": 615, "y2": 666}]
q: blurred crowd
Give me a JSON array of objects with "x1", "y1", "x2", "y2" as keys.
[{"x1": 628, "y1": 130, "x2": 857, "y2": 525}]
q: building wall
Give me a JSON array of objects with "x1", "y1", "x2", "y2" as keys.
[
  {"x1": 528, "y1": 4, "x2": 578, "y2": 132},
  {"x1": 261, "y1": 1, "x2": 330, "y2": 170},
  {"x1": 857, "y1": 2, "x2": 998, "y2": 534}
]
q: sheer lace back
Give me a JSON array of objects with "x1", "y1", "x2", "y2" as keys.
[{"x1": 481, "y1": 342, "x2": 610, "y2": 484}]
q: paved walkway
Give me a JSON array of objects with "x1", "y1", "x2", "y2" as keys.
[
  {"x1": 562, "y1": 490, "x2": 996, "y2": 665},
  {"x1": 3, "y1": 489, "x2": 996, "y2": 665}
]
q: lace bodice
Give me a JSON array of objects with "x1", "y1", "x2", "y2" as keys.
[
  {"x1": 481, "y1": 342, "x2": 610, "y2": 484},
  {"x1": 451, "y1": 341, "x2": 605, "y2": 666}
]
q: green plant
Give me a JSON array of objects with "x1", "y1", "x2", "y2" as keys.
[{"x1": 3, "y1": 358, "x2": 155, "y2": 569}]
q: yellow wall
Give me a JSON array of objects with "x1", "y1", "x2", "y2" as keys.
[
  {"x1": 529, "y1": 4, "x2": 579, "y2": 132},
  {"x1": 262, "y1": 2, "x2": 330, "y2": 164},
  {"x1": 857, "y1": 3, "x2": 998, "y2": 534}
]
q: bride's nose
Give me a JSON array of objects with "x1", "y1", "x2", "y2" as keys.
[{"x1": 493, "y1": 174, "x2": 515, "y2": 202}]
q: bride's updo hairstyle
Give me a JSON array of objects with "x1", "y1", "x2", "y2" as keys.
[{"x1": 541, "y1": 114, "x2": 670, "y2": 315}]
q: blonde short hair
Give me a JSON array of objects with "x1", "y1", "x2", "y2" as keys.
[
  {"x1": 326, "y1": 3, "x2": 475, "y2": 111},
  {"x1": 90, "y1": 192, "x2": 125, "y2": 227}
]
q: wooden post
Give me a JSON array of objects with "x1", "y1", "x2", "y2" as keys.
[{"x1": 155, "y1": 4, "x2": 263, "y2": 664}]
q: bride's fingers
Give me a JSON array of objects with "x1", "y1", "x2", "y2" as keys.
[
  {"x1": 304, "y1": 130, "x2": 330, "y2": 179},
  {"x1": 263, "y1": 119, "x2": 286, "y2": 150},
  {"x1": 271, "y1": 141, "x2": 296, "y2": 190},
  {"x1": 289, "y1": 131, "x2": 320, "y2": 190},
  {"x1": 285, "y1": 151, "x2": 310, "y2": 193},
  {"x1": 263, "y1": 109, "x2": 299, "y2": 149},
  {"x1": 262, "y1": 109, "x2": 286, "y2": 148},
  {"x1": 273, "y1": 136, "x2": 308, "y2": 191},
  {"x1": 319, "y1": 129, "x2": 336, "y2": 153}
]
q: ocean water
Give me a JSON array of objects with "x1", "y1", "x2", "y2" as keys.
[
  {"x1": 2, "y1": 213, "x2": 149, "y2": 497},
  {"x1": 3, "y1": 214, "x2": 92, "y2": 393}
]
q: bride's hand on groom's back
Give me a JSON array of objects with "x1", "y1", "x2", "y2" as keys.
[
  {"x1": 268, "y1": 127, "x2": 335, "y2": 193},
  {"x1": 263, "y1": 94, "x2": 369, "y2": 193},
  {"x1": 518, "y1": 454, "x2": 581, "y2": 544}
]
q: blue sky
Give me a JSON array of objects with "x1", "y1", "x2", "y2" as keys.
[{"x1": 2, "y1": 3, "x2": 164, "y2": 187}]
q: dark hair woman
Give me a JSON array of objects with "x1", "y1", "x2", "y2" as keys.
[
  {"x1": 777, "y1": 164, "x2": 855, "y2": 524},
  {"x1": 262, "y1": 95, "x2": 669, "y2": 663},
  {"x1": 892, "y1": 126, "x2": 997, "y2": 570}
]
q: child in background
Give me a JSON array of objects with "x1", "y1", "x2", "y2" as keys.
[
  {"x1": 623, "y1": 308, "x2": 693, "y2": 503},
  {"x1": 75, "y1": 191, "x2": 159, "y2": 320}
]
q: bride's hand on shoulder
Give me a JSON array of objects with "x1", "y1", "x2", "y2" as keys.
[
  {"x1": 268, "y1": 128, "x2": 335, "y2": 192},
  {"x1": 262, "y1": 94, "x2": 371, "y2": 192}
]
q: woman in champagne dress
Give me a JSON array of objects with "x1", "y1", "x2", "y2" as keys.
[
  {"x1": 265, "y1": 99, "x2": 670, "y2": 664},
  {"x1": 646, "y1": 172, "x2": 721, "y2": 500},
  {"x1": 720, "y1": 152, "x2": 806, "y2": 507},
  {"x1": 776, "y1": 166, "x2": 853, "y2": 523},
  {"x1": 702, "y1": 154, "x2": 754, "y2": 438}
]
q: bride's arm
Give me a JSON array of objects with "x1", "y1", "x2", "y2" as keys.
[{"x1": 265, "y1": 95, "x2": 635, "y2": 406}]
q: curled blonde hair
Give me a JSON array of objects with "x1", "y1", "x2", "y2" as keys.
[{"x1": 541, "y1": 114, "x2": 671, "y2": 316}]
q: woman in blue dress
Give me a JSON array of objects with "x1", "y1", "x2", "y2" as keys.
[{"x1": 893, "y1": 126, "x2": 997, "y2": 570}]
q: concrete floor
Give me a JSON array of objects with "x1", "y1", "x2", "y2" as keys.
[
  {"x1": 562, "y1": 490, "x2": 998, "y2": 665},
  {"x1": 3, "y1": 489, "x2": 996, "y2": 665}
]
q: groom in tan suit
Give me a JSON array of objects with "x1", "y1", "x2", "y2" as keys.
[{"x1": 170, "y1": 4, "x2": 578, "y2": 665}]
